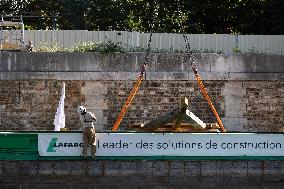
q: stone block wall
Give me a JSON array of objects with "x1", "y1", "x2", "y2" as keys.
[
  {"x1": 1, "y1": 52, "x2": 284, "y2": 189},
  {"x1": 0, "y1": 160, "x2": 283, "y2": 189},
  {"x1": 0, "y1": 80, "x2": 84, "y2": 130},
  {"x1": 0, "y1": 52, "x2": 283, "y2": 132}
]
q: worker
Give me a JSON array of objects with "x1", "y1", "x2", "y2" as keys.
[
  {"x1": 77, "y1": 106, "x2": 97, "y2": 159},
  {"x1": 25, "y1": 40, "x2": 34, "y2": 52}
]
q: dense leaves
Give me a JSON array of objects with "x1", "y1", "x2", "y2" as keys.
[{"x1": 0, "y1": 0, "x2": 283, "y2": 34}]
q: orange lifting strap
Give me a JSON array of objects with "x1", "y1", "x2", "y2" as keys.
[
  {"x1": 112, "y1": 1, "x2": 158, "y2": 131},
  {"x1": 192, "y1": 64, "x2": 226, "y2": 132},
  {"x1": 112, "y1": 73, "x2": 144, "y2": 131},
  {"x1": 176, "y1": 0, "x2": 226, "y2": 132},
  {"x1": 113, "y1": 1, "x2": 226, "y2": 132}
]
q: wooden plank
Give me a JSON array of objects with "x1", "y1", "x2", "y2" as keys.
[
  {"x1": 183, "y1": 109, "x2": 206, "y2": 129},
  {"x1": 137, "y1": 97, "x2": 208, "y2": 131},
  {"x1": 2, "y1": 42, "x2": 21, "y2": 50},
  {"x1": 143, "y1": 109, "x2": 180, "y2": 129},
  {"x1": 206, "y1": 123, "x2": 220, "y2": 129}
]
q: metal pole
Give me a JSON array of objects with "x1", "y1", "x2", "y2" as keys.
[
  {"x1": 235, "y1": 34, "x2": 239, "y2": 49},
  {"x1": 0, "y1": 27, "x2": 2, "y2": 50},
  {"x1": 20, "y1": 16, "x2": 24, "y2": 50},
  {"x1": 0, "y1": 17, "x2": 3, "y2": 50}
]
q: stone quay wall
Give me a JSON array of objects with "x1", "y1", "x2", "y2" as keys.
[
  {"x1": 0, "y1": 160, "x2": 284, "y2": 189},
  {"x1": 0, "y1": 52, "x2": 283, "y2": 132},
  {"x1": 1, "y1": 52, "x2": 284, "y2": 189}
]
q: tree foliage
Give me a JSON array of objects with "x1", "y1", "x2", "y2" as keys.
[{"x1": 0, "y1": 0, "x2": 283, "y2": 34}]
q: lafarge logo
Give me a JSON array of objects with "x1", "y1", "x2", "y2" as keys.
[
  {"x1": 47, "y1": 138, "x2": 58, "y2": 152},
  {"x1": 46, "y1": 137, "x2": 84, "y2": 152}
]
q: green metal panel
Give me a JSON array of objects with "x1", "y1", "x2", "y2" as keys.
[
  {"x1": 0, "y1": 133, "x2": 38, "y2": 160},
  {"x1": 0, "y1": 135, "x2": 30, "y2": 148}
]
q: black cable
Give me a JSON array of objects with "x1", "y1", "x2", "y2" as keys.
[
  {"x1": 176, "y1": 0, "x2": 195, "y2": 66},
  {"x1": 140, "y1": 0, "x2": 159, "y2": 76}
]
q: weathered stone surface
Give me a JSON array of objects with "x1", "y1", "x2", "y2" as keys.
[
  {"x1": 88, "y1": 161, "x2": 104, "y2": 176},
  {"x1": 0, "y1": 79, "x2": 283, "y2": 132},
  {"x1": 37, "y1": 161, "x2": 54, "y2": 175},
  {"x1": 0, "y1": 53, "x2": 283, "y2": 132},
  {"x1": 53, "y1": 161, "x2": 71, "y2": 176},
  {"x1": 0, "y1": 160, "x2": 284, "y2": 189},
  {"x1": 1, "y1": 52, "x2": 283, "y2": 73},
  {"x1": 104, "y1": 160, "x2": 122, "y2": 176}
]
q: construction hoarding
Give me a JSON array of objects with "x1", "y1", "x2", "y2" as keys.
[{"x1": 38, "y1": 133, "x2": 284, "y2": 157}]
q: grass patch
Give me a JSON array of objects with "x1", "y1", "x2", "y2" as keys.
[{"x1": 37, "y1": 41, "x2": 227, "y2": 54}]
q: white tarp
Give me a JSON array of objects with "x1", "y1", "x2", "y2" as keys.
[
  {"x1": 53, "y1": 82, "x2": 65, "y2": 131},
  {"x1": 38, "y1": 133, "x2": 284, "y2": 157}
]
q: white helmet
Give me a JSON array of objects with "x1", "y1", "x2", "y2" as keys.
[{"x1": 78, "y1": 106, "x2": 86, "y2": 114}]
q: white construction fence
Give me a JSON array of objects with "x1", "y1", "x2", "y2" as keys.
[{"x1": 1, "y1": 30, "x2": 284, "y2": 54}]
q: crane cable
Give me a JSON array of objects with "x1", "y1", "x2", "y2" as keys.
[
  {"x1": 176, "y1": 1, "x2": 226, "y2": 132},
  {"x1": 112, "y1": 1, "x2": 158, "y2": 131}
]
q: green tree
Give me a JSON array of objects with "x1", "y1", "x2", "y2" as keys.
[
  {"x1": 0, "y1": 0, "x2": 27, "y2": 15},
  {"x1": 86, "y1": 0, "x2": 131, "y2": 31},
  {"x1": 262, "y1": 0, "x2": 284, "y2": 34},
  {"x1": 22, "y1": 0, "x2": 61, "y2": 29},
  {"x1": 0, "y1": 0, "x2": 283, "y2": 34},
  {"x1": 57, "y1": 0, "x2": 91, "y2": 30}
]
